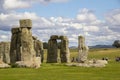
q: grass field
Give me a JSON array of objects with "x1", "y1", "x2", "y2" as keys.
[{"x1": 0, "y1": 48, "x2": 120, "y2": 80}]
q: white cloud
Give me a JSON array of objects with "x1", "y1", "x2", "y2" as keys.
[
  {"x1": 2, "y1": 0, "x2": 69, "y2": 10},
  {"x1": 0, "y1": 30, "x2": 11, "y2": 41},
  {"x1": 0, "y1": 8, "x2": 120, "y2": 46},
  {"x1": 1, "y1": 35, "x2": 8, "y2": 39},
  {"x1": 83, "y1": 26, "x2": 99, "y2": 32},
  {"x1": 3, "y1": 0, "x2": 30, "y2": 10},
  {"x1": 0, "y1": 13, "x2": 9, "y2": 21},
  {"x1": 76, "y1": 8, "x2": 97, "y2": 22},
  {"x1": 0, "y1": 12, "x2": 39, "y2": 30},
  {"x1": 69, "y1": 23, "x2": 83, "y2": 29},
  {"x1": 0, "y1": 12, "x2": 38, "y2": 21},
  {"x1": 36, "y1": 0, "x2": 68, "y2": 4},
  {"x1": 105, "y1": 9, "x2": 120, "y2": 33},
  {"x1": 105, "y1": 9, "x2": 120, "y2": 26}
]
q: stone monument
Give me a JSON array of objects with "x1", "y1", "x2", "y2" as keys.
[
  {"x1": 33, "y1": 36, "x2": 44, "y2": 62},
  {"x1": 0, "y1": 42, "x2": 10, "y2": 64},
  {"x1": 10, "y1": 19, "x2": 41, "y2": 68},
  {"x1": 66, "y1": 35, "x2": 108, "y2": 67},
  {"x1": 60, "y1": 36, "x2": 70, "y2": 63},
  {"x1": 78, "y1": 36, "x2": 89, "y2": 63},
  {"x1": 10, "y1": 27, "x2": 21, "y2": 63},
  {"x1": 47, "y1": 35, "x2": 70, "y2": 63},
  {"x1": 47, "y1": 35, "x2": 58, "y2": 63}
]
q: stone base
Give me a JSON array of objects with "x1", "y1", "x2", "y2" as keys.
[
  {"x1": 0, "y1": 60, "x2": 10, "y2": 68},
  {"x1": 15, "y1": 57, "x2": 41, "y2": 68}
]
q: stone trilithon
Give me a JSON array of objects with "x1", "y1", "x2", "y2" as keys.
[
  {"x1": 47, "y1": 35, "x2": 70, "y2": 63},
  {"x1": 10, "y1": 19, "x2": 42, "y2": 68}
]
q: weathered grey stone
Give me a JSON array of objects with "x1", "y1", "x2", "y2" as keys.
[
  {"x1": 0, "y1": 60, "x2": 10, "y2": 68},
  {"x1": 33, "y1": 36, "x2": 44, "y2": 62},
  {"x1": 59, "y1": 36, "x2": 67, "y2": 40},
  {"x1": 50, "y1": 35, "x2": 59, "y2": 40},
  {"x1": 19, "y1": 19, "x2": 32, "y2": 29},
  {"x1": 47, "y1": 39, "x2": 58, "y2": 63},
  {"x1": 78, "y1": 36, "x2": 89, "y2": 63},
  {"x1": 16, "y1": 57, "x2": 41, "y2": 68},
  {"x1": 10, "y1": 19, "x2": 40, "y2": 68},
  {"x1": 66, "y1": 59, "x2": 108, "y2": 67},
  {"x1": 0, "y1": 42, "x2": 10, "y2": 64},
  {"x1": 20, "y1": 27, "x2": 35, "y2": 61},
  {"x1": 10, "y1": 27, "x2": 21, "y2": 63},
  {"x1": 47, "y1": 35, "x2": 70, "y2": 63},
  {"x1": 60, "y1": 36, "x2": 70, "y2": 63}
]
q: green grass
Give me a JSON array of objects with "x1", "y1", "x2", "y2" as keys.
[{"x1": 0, "y1": 48, "x2": 120, "y2": 80}]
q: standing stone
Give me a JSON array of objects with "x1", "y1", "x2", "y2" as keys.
[
  {"x1": 10, "y1": 27, "x2": 21, "y2": 63},
  {"x1": 0, "y1": 42, "x2": 10, "y2": 64},
  {"x1": 10, "y1": 19, "x2": 40, "y2": 68},
  {"x1": 39, "y1": 41, "x2": 44, "y2": 62},
  {"x1": 0, "y1": 42, "x2": 11, "y2": 68},
  {"x1": 78, "y1": 36, "x2": 89, "y2": 63},
  {"x1": 33, "y1": 36, "x2": 44, "y2": 62},
  {"x1": 47, "y1": 35, "x2": 58, "y2": 63},
  {"x1": 19, "y1": 19, "x2": 36, "y2": 63},
  {"x1": 47, "y1": 35, "x2": 70, "y2": 63},
  {"x1": 60, "y1": 36, "x2": 70, "y2": 63},
  {"x1": 20, "y1": 27, "x2": 35, "y2": 61}
]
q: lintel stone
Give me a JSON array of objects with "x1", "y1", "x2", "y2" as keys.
[{"x1": 19, "y1": 19, "x2": 32, "y2": 28}]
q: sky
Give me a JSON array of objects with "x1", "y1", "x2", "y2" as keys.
[{"x1": 0, "y1": 0, "x2": 120, "y2": 46}]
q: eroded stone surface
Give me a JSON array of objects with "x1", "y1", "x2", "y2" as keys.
[
  {"x1": 0, "y1": 60, "x2": 10, "y2": 68},
  {"x1": 16, "y1": 57, "x2": 41, "y2": 68},
  {"x1": 78, "y1": 36, "x2": 89, "y2": 63},
  {"x1": 0, "y1": 42, "x2": 10, "y2": 64},
  {"x1": 10, "y1": 27, "x2": 21, "y2": 63},
  {"x1": 10, "y1": 19, "x2": 41, "y2": 68},
  {"x1": 47, "y1": 39, "x2": 58, "y2": 63},
  {"x1": 47, "y1": 35, "x2": 70, "y2": 63},
  {"x1": 33, "y1": 36, "x2": 44, "y2": 62},
  {"x1": 66, "y1": 59, "x2": 108, "y2": 67},
  {"x1": 19, "y1": 19, "x2": 32, "y2": 28},
  {"x1": 60, "y1": 36, "x2": 70, "y2": 63}
]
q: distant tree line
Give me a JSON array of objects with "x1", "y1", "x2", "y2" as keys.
[
  {"x1": 43, "y1": 42, "x2": 48, "y2": 49},
  {"x1": 43, "y1": 40, "x2": 120, "y2": 49},
  {"x1": 112, "y1": 40, "x2": 120, "y2": 48}
]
